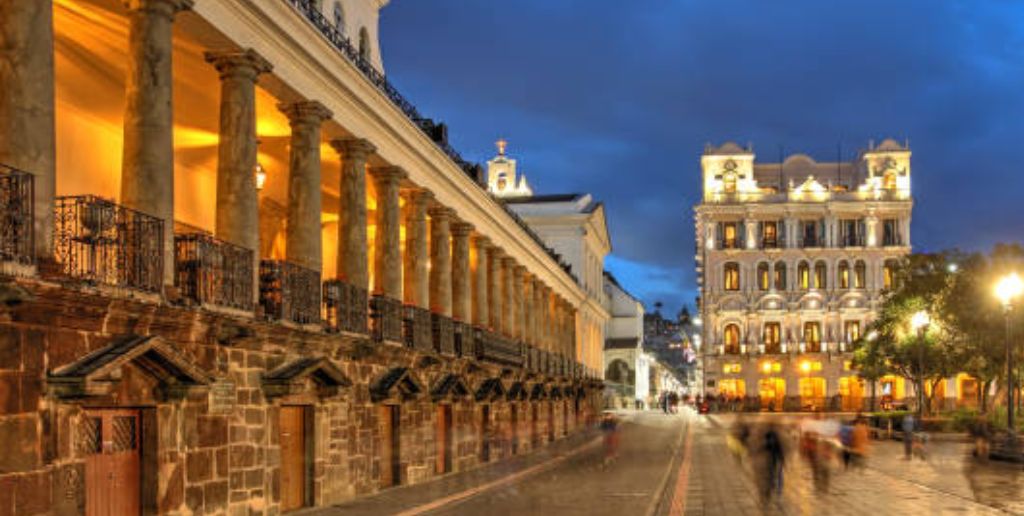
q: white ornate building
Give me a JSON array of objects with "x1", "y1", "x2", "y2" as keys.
[
  {"x1": 602, "y1": 272, "x2": 649, "y2": 407},
  {"x1": 694, "y1": 139, "x2": 914, "y2": 410}
]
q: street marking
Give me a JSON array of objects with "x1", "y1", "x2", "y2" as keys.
[
  {"x1": 393, "y1": 436, "x2": 602, "y2": 516},
  {"x1": 668, "y1": 422, "x2": 694, "y2": 516},
  {"x1": 645, "y1": 416, "x2": 689, "y2": 516}
]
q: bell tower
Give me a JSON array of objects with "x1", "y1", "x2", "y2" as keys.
[{"x1": 486, "y1": 138, "x2": 533, "y2": 198}]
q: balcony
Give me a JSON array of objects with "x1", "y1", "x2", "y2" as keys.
[
  {"x1": 54, "y1": 195, "x2": 164, "y2": 293},
  {"x1": 474, "y1": 329, "x2": 523, "y2": 368},
  {"x1": 453, "y1": 321, "x2": 473, "y2": 357},
  {"x1": 402, "y1": 305, "x2": 432, "y2": 352},
  {"x1": 370, "y1": 295, "x2": 402, "y2": 343},
  {"x1": 0, "y1": 166, "x2": 34, "y2": 266},
  {"x1": 840, "y1": 234, "x2": 865, "y2": 247},
  {"x1": 759, "y1": 237, "x2": 779, "y2": 250},
  {"x1": 259, "y1": 260, "x2": 320, "y2": 325},
  {"x1": 175, "y1": 233, "x2": 254, "y2": 311},
  {"x1": 322, "y1": 279, "x2": 368, "y2": 334},
  {"x1": 432, "y1": 313, "x2": 455, "y2": 355}
]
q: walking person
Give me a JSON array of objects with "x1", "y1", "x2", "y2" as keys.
[
  {"x1": 758, "y1": 423, "x2": 786, "y2": 506},
  {"x1": 600, "y1": 413, "x2": 620, "y2": 466},
  {"x1": 902, "y1": 413, "x2": 915, "y2": 460}
]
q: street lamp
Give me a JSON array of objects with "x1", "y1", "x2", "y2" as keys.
[
  {"x1": 910, "y1": 310, "x2": 930, "y2": 417},
  {"x1": 995, "y1": 272, "x2": 1023, "y2": 433}
]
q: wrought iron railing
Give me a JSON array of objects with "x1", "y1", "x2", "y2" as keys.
[
  {"x1": 54, "y1": 196, "x2": 163, "y2": 292},
  {"x1": 175, "y1": 233, "x2": 253, "y2": 311},
  {"x1": 323, "y1": 279, "x2": 368, "y2": 334},
  {"x1": 402, "y1": 305, "x2": 432, "y2": 351},
  {"x1": 474, "y1": 329, "x2": 523, "y2": 368},
  {"x1": 370, "y1": 295, "x2": 402, "y2": 343},
  {"x1": 0, "y1": 165, "x2": 33, "y2": 265},
  {"x1": 432, "y1": 313, "x2": 455, "y2": 355},
  {"x1": 259, "y1": 260, "x2": 320, "y2": 324},
  {"x1": 453, "y1": 321, "x2": 472, "y2": 357}
]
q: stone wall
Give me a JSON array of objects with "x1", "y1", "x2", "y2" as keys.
[{"x1": 0, "y1": 279, "x2": 600, "y2": 515}]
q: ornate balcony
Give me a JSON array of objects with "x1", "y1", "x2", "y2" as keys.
[
  {"x1": 0, "y1": 165, "x2": 33, "y2": 266},
  {"x1": 453, "y1": 321, "x2": 473, "y2": 357},
  {"x1": 259, "y1": 260, "x2": 320, "y2": 325},
  {"x1": 175, "y1": 233, "x2": 254, "y2": 311},
  {"x1": 370, "y1": 295, "x2": 402, "y2": 343},
  {"x1": 54, "y1": 195, "x2": 163, "y2": 292},
  {"x1": 402, "y1": 305, "x2": 432, "y2": 352},
  {"x1": 473, "y1": 328, "x2": 523, "y2": 368},
  {"x1": 322, "y1": 279, "x2": 368, "y2": 334},
  {"x1": 432, "y1": 313, "x2": 455, "y2": 356}
]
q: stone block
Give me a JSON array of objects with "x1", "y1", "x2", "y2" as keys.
[
  {"x1": 15, "y1": 470, "x2": 51, "y2": 515},
  {"x1": 246, "y1": 353, "x2": 265, "y2": 369},
  {"x1": 0, "y1": 374, "x2": 20, "y2": 415},
  {"x1": 229, "y1": 444, "x2": 255, "y2": 469},
  {"x1": 186, "y1": 450, "x2": 212, "y2": 482},
  {"x1": 0, "y1": 326, "x2": 20, "y2": 370},
  {"x1": 230, "y1": 470, "x2": 245, "y2": 490},
  {"x1": 20, "y1": 330, "x2": 43, "y2": 373},
  {"x1": 158, "y1": 463, "x2": 184, "y2": 513},
  {"x1": 0, "y1": 415, "x2": 39, "y2": 471},
  {"x1": 244, "y1": 408, "x2": 264, "y2": 426},
  {"x1": 50, "y1": 463, "x2": 85, "y2": 516},
  {"x1": 197, "y1": 416, "x2": 228, "y2": 447},
  {"x1": 19, "y1": 374, "x2": 40, "y2": 413},
  {"x1": 215, "y1": 447, "x2": 229, "y2": 478},
  {"x1": 244, "y1": 468, "x2": 262, "y2": 489},
  {"x1": 204, "y1": 480, "x2": 229, "y2": 511},
  {"x1": 185, "y1": 486, "x2": 204, "y2": 513}
]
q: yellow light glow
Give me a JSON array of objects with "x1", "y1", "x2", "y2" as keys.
[
  {"x1": 995, "y1": 272, "x2": 1024, "y2": 307},
  {"x1": 761, "y1": 362, "x2": 772, "y2": 374},
  {"x1": 800, "y1": 360, "x2": 811, "y2": 373},
  {"x1": 909, "y1": 310, "x2": 930, "y2": 332}
]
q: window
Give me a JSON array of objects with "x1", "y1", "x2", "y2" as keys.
[
  {"x1": 757, "y1": 262, "x2": 770, "y2": 291},
  {"x1": 723, "y1": 363, "x2": 742, "y2": 374},
  {"x1": 724, "y1": 262, "x2": 740, "y2": 291},
  {"x1": 721, "y1": 222, "x2": 739, "y2": 249},
  {"x1": 839, "y1": 219, "x2": 863, "y2": 247},
  {"x1": 883, "y1": 259, "x2": 899, "y2": 289},
  {"x1": 798, "y1": 261, "x2": 810, "y2": 290},
  {"x1": 844, "y1": 321, "x2": 861, "y2": 343},
  {"x1": 882, "y1": 219, "x2": 900, "y2": 246},
  {"x1": 332, "y1": 1, "x2": 345, "y2": 31},
  {"x1": 359, "y1": 27, "x2": 372, "y2": 61},
  {"x1": 761, "y1": 221, "x2": 778, "y2": 248},
  {"x1": 854, "y1": 260, "x2": 866, "y2": 289},
  {"x1": 814, "y1": 261, "x2": 827, "y2": 290},
  {"x1": 800, "y1": 220, "x2": 821, "y2": 247},
  {"x1": 804, "y1": 322, "x2": 821, "y2": 352},
  {"x1": 761, "y1": 361, "x2": 783, "y2": 374},
  {"x1": 723, "y1": 172, "x2": 737, "y2": 193},
  {"x1": 838, "y1": 261, "x2": 850, "y2": 289},
  {"x1": 770, "y1": 262, "x2": 786, "y2": 290},
  {"x1": 723, "y1": 324, "x2": 741, "y2": 354},
  {"x1": 763, "y1": 322, "x2": 781, "y2": 353}
]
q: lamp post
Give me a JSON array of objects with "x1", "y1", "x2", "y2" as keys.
[
  {"x1": 909, "y1": 310, "x2": 930, "y2": 417},
  {"x1": 995, "y1": 273, "x2": 1023, "y2": 433}
]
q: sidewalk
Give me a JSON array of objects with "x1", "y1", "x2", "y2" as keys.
[{"x1": 301, "y1": 426, "x2": 602, "y2": 515}]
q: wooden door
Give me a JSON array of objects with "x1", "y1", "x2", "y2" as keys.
[
  {"x1": 380, "y1": 405, "x2": 401, "y2": 487},
  {"x1": 436, "y1": 405, "x2": 453, "y2": 474},
  {"x1": 279, "y1": 406, "x2": 307, "y2": 511},
  {"x1": 479, "y1": 405, "x2": 490, "y2": 462},
  {"x1": 84, "y1": 409, "x2": 141, "y2": 516}
]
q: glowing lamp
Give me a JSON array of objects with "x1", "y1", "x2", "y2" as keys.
[
  {"x1": 255, "y1": 162, "x2": 267, "y2": 191},
  {"x1": 762, "y1": 362, "x2": 772, "y2": 374},
  {"x1": 800, "y1": 361, "x2": 811, "y2": 373},
  {"x1": 909, "y1": 310, "x2": 930, "y2": 333},
  {"x1": 995, "y1": 272, "x2": 1024, "y2": 308}
]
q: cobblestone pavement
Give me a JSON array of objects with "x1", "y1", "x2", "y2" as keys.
[{"x1": 689, "y1": 414, "x2": 1024, "y2": 515}]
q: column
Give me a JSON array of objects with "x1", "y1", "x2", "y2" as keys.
[
  {"x1": 488, "y1": 248, "x2": 504, "y2": 331},
  {"x1": 329, "y1": 138, "x2": 375, "y2": 288},
  {"x1": 472, "y1": 236, "x2": 490, "y2": 326},
  {"x1": 502, "y1": 256, "x2": 515, "y2": 337},
  {"x1": 279, "y1": 101, "x2": 332, "y2": 271},
  {"x1": 523, "y1": 273, "x2": 534, "y2": 345},
  {"x1": 865, "y1": 214, "x2": 878, "y2": 247},
  {"x1": 513, "y1": 266, "x2": 525, "y2": 340},
  {"x1": 451, "y1": 222, "x2": 473, "y2": 322},
  {"x1": 0, "y1": 0, "x2": 55, "y2": 257},
  {"x1": 532, "y1": 278, "x2": 544, "y2": 348},
  {"x1": 402, "y1": 189, "x2": 432, "y2": 308},
  {"x1": 120, "y1": 0, "x2": 194, "y2": 285},
  {"x1": 429, "y1": 206, "x2": 454, "y2": 316},
  {"x1": 539, "y1": 284, "x2": 550, "y2": 350},
  {"x1": 370, "y1": 166, "x2": 406, "y2": 298}
]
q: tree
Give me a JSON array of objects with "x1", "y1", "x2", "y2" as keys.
[{"x1": 852, "y1": 332, "x2": 888, "y2": 412}]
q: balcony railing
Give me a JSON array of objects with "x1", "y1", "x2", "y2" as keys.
[
  {"x1": 0, "y1": 165, "x2": 33, "y2": 265},
  {"x1": 453, "y1": 321, "x2": 472, "y2": 357},
  {"x1": 175, "y1": 233, "x2": 254, "y2": 311},
  {"x1": 402, "y1": 305, "x2": 432, "y2": 352},
  {"x1": 323, "y1": 279, "x2": 367, "y2": 334},
  {"x1": 474, "y1": 329, "x2": 523, "y2": 368},
  {"x1": 54, "y1": 196, "x2": 163, "y2": 292},
  {"x1": 259, "y1": 260, "x2": 320, "y2": 324},
  {"x1": 840, "y1": 234, "x2": 865, "y2": 247},
  {"x1": 370, "y1": 295, "x2": 402, "y2": 343},
  {"x1": 432, "y1": 313, "x2": 455, "y2": 355}
]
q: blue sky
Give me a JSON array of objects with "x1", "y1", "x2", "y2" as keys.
[{"x1": 378, "y1": 0, "x2": 1024, "y2": 315}]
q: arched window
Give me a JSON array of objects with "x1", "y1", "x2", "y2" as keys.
[
  {"x1": 883, "y1": 259, "x2": 899, "y2": 289},
  {"x1": 724, "y1": 324, "x2": 741, "y2": 354},
  {"x1": 798, "y1": 261, "x2": 810, "y2": 290},
  {"x1": 883, "y1": 171, "x2": 897, "y2": 190},
  {"x1": 774, "y1": 261, "x2": 787, "y2": 291},
  {"x1": 757, "y1": 262, "x2": 770, "y2": 291},
  {"x1": 763, "y1": 322, "x2": 781, "y2": 354},
  {"x1": 724, "y1": 262, "x2": 740, "y2": 291},
  {"x1": 333, "y1": 1, "x2": 345, "y2": 31},
  {"x1": 359, "y1": 27, "x2": 371, "y2": 61},
  {"x1": 838, "y1": 261, "x2": 850, "y2": 289},
  {"x1": 804, "y1": 322, "x2": 821, "y2": 352},
  {"x1": 814, "y1": 261, "x2": 827, "y2": 290},
  {"x1": 854, "y1": 260, "x2": 866, "y2": 289}
]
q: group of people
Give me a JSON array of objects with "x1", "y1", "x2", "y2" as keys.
[{"x1": 658, "y1": 391, "x2": 681, "y2": 414}]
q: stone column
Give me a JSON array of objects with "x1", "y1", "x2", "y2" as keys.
[
  {"x1": 513, "y1": 266, "x2": 525, "y2": 340},
  {"x1": 329, "y1": 138, "x2": 375, "y2": 288},
  {"x1": 0, "y1": 0, "x2": 55, "y2": 258},
  {"x1": 369, "y1": 166, "x2": 406, "y2": 299},
  {"x1": 451, "y1": 222, "x2": 473, "y2": 322},
  {"x1": 523, "y1": 273, "x2": 534, "y2": 345},
  {"x1": 279, "y1": 101, "x2": 332, "y2": 272},
  {"x1": 402, "y1": 189, "x2": 432, "y2": 308},
  {"x1": 429, "y1": 206, "x2": 454, "y2": 316},
  {"x1": 502, "y1": 256, "x2": 516, "y2": 337},
  {"x1": 472, "y1": 236, "x2": 490, "y2": 327},
  {"x1": 488, "y1": 248, "x2": 504, "y2": 331},
  {"x1": 532, "y1": 278, "x2": 543, "y2": 347},
  {"x1": 120, "y1": 0, "x2": 194, "y2": 285}
]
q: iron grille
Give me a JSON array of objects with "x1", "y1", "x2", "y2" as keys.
[
  {"x1": 0, "y1": 165, "x2": 33, "y2": 265},
  {"x1": 259, "y1": 259, "x2": 321, "y2": 324},
  {"x1": 431, "y1": 313, "x2": 455, "y2": 355},
  {"x1": 401, "y1": 305, "x2": 432, "y2": 351},
  {"x1": 54, "y1": 195, "x2": 164, "y2": 292},
  {"x1": 475, "y1": 329, "x2": 524, "y2": 368},
  {"x1": 370, "y1": 295, "x2": 402, "y2": 343},
  {"x1": 77, "y1": 416, "x2": 102, "y2": 456},
  {"x1": 453, "y1": 321, "x2": 472, "y2": 358},
  {"x1": 322, "y1": 279, "x2": 368, "y2": 334},
  {"x1": 174, "y1": 233, "x2": 254, "y2": 311}
]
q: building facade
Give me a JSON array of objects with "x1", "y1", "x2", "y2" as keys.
[
  {"x1": 0, "y1": 1, "x2": 600, "y2": 514},
  {"x1": 602, "y1": 273, "x2": 648, "y2": 408},
  {"x1": 695, "y1": 140, "x2": 915, "y2": 411}
]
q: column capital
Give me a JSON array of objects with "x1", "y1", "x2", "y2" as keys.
[
  {"x1": 124, "y1": 0, "x2": 193, "y2": 17},
  {"x1": 428, "y1": 205, "x2": 456, "y2": 221},
  {"x1": 474, "y1": 235, "x2": 491, "y2": 248},
  {"x1": 490, "y1": 247, "x2": 506, "y2": 260},
  {"x1": 204, "y1": 48, "x2": 272, "y2": 81},
  {"x1": 407, "y1": 188, "x2": 434, "y2": 207},
  {"x1": 502, "y1": 255, "x2": 517, "y2": 267},
  {"x1": 278, "y1": 100, "x2": 333, "y2": 126},
  {"x1": 451, "y1": 221, "x2": 474, "y2": 237},
  {"x1": 329, "y1": 138, "x2": 376, "y2": 160},
  {"x1": 369, "y1": 165, "x2": 407, "y2": 185}
]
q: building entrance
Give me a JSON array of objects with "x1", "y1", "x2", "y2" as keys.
[{"x1": 84, "y1": 409, "x2": 141, "y2": 516}]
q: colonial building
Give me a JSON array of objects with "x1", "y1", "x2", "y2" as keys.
[
  {"x1": 488, "y1": 143, "x2": 612, "y2": 381},
  {"x1": 0, "y1": 1, "x2": 600, "y2": 514},
  {"x1": 602, "y1": 272, "x2": 648, "y2": 408},
  {"x1": 694, "y1": 140, "x2": 915, "y2": 411}
]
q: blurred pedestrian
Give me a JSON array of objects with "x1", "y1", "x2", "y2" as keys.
[
  {"x1": 902, "y1": 413, "x2": 915, "y2": 460},
  {"x1": 727, "y1": 416, "x2": 751, "y2": 464},
  {"x1": 970, "y1": 416, "x2": 991, "y2": 461},
  {"x1": 849, "y1": 415, "x2": 870, "y2": 470},
  {"x1": 757, "y1": 423, "x2": 786, "y2": 505},
  {"x1": 600, "y1": 413, "x2": 620, "y2": 466}
]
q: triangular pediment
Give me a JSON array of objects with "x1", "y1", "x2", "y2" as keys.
[
  {"x1": 474, "y1": 378, "x2": 505, "y2": 402},
  {"x1": 548, "y1": 385, "x2": 565, "y2": 400},
  {"x1": 370, "y1": 367, "x2": 424, "y2": 403},
  {"x1": 529, "y1": 383, "x2": 548, "y2": 401},
  {"x1": 48, "y1": 335, "x2": 213, "y2": 400},
  {"x1": 263, "y1": 356, "x2": 352, "y2": 399},
  {"x1": 506, "y1": 381, "x2": 528, "y2": 401},
  {"x1": 430, "y1": 374, "x2": 470, "y2": 402}
]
